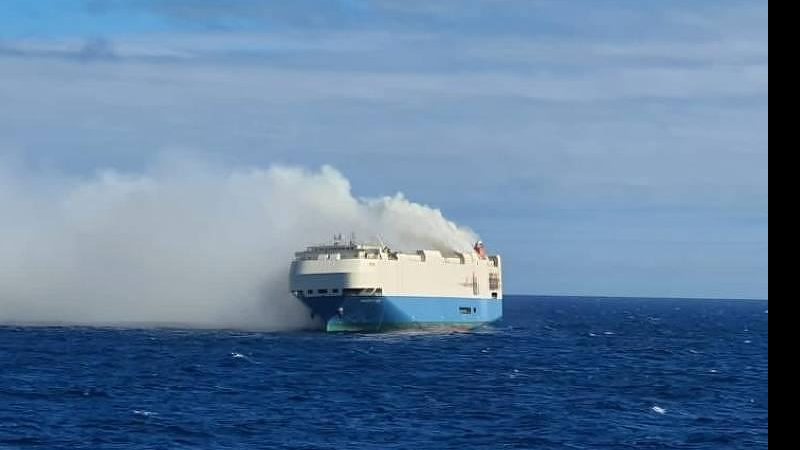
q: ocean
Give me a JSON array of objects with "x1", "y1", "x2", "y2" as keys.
[{"x1": 0, "y1": 296, "x2": 768, "y2": 449}]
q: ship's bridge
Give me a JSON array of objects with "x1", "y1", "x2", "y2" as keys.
[
  {"x1": 294, "y1": 242, "x2": 390, "y2": 262},
  {"x1": 291, "y1": 241, "x2": 389, "y2": 298},
  {"x1": 293, "y1": 242, "x2": 499, "y2": 266}
]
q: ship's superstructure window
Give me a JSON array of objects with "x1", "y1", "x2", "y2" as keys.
[
  {"x1": 318, "y1": 289, "x2": 328, "y2": 294},
  {"x1": 332, "y1": 289, "x2": 339, "y2": 293},
  {"x1": 307, "y1": 290, "x2": 313, "y2": 295}
]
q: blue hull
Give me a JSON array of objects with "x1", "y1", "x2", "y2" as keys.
[{"x1": 298, "y1": 295, "x2": 503, "y2": 332}]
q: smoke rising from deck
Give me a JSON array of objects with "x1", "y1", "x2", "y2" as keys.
[{"x1": 0, "y1": 158, "x2": 478, "y2": 330}]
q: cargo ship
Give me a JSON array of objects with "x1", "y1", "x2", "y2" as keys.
[{"x1": 289, "y1": 236, "x2": 503, "y2": 332}]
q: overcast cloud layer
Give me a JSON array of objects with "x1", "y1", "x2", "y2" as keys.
[{"x1": 0, "y1": 0, "x2": 768, "y2": 301}]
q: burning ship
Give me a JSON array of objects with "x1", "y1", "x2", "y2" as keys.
[{"x1": 289, "y1": 236, "x2": 502, "y2": 332}]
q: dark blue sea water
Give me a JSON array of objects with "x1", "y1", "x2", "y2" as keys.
[{"x1": 1, "y1": 296, "x2": 768, "y2": 449}]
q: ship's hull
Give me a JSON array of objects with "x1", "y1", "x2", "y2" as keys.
[{"x1": 298, "y1": 295, "x2": 503, "y2": 332}]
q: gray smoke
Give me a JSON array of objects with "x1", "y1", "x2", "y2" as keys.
[{"x1": 0, "y1": 158, "x2": 478, "y2": 330}]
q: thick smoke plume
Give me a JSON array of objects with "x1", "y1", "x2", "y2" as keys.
[{"x1": 0, "y1": 159, "x2": 478, "y2": 330}]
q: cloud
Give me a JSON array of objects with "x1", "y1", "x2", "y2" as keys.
[
  {"x1": 0, "y1": 0, "x2": 768, "y2": 299},
  {"x1": 0, "y1": 36, "x2": 192, "y2": 62},
  {"x1": 0, "y1": 35, "x2": 768, "y2": 101}
]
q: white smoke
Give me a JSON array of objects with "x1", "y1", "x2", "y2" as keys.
[{"x1": 0, "y1": 158, "x2": 478, "y2": 330}]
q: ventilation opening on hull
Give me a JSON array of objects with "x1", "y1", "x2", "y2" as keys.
[
  {"x1": 489, "y1": 273, "x2": 500, "y2": 290},
  {"x1": 491, "y1": 292, "x2": 498, "y2": 299},
  {"x1": 459, "y1": 307, "x2": 473, "y2": 315}
]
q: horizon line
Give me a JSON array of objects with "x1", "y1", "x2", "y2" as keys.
[{"x1": 505, "y1": 293, "x2": 768, "y2": 302}]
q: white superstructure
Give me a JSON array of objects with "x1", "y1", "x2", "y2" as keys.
[{"x1": 289, "y1": 239, "x2": 502, "y2": 300}]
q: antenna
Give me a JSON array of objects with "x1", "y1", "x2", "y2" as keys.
[{"x1": 349, "y1": 232, "x2": 356, "y2": 245}]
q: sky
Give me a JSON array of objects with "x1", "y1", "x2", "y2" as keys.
[{"x1": 0, "y1": 0, "x2": 768, "y2": 300}]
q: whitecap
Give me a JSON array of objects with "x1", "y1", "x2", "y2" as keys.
[
  {"x1": 651, "y1": 406, "x2": 666, "y2": 414},
  {"x1": 133, "y1": 410, "x2": 157, "y2": 417},
  {"x1": 230, "y1": 352, "x2": 259, "y2": 363}
]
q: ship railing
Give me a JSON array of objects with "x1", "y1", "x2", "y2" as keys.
[{"x1": 342, "y1": 288, "x2": 383, "y2": 297}]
